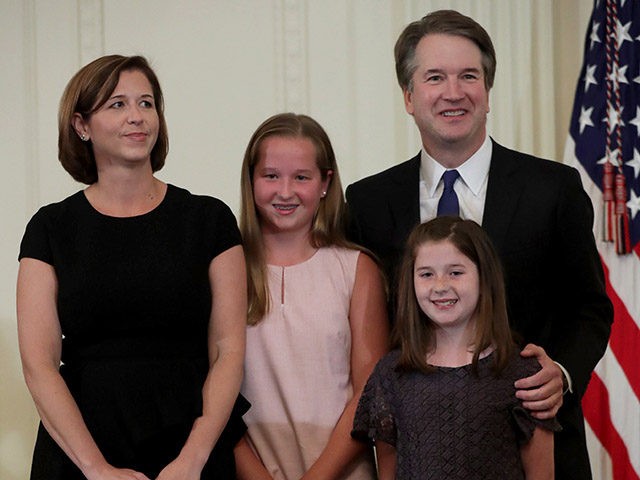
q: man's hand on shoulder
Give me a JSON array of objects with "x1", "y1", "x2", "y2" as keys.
[{"x1": 514, "y1": 343, "x2": 564, "y2": 419}]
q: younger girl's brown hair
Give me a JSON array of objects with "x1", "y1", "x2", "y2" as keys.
[{"x1": 393, "y1": 216, "x2": 514, "y2": 374}]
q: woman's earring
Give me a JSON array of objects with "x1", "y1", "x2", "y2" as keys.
[
  {"x1": 321, "y1": 191, "x2": 327, "y2": 198},
  {"x1": 80, "y1": 134, "x2": 87, "y2": 141}
]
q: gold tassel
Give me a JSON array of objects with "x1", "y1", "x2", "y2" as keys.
[
  {"x1": 603, "y1": 161, "x2": 615, "y2": 242},
  {"x1": 614, "y1": 172, "x2": 631, "y2": 254}
]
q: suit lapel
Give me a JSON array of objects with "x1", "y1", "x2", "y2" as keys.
[
  {"x1": 378, "y1": 146, "x2": 526, "y2": 252},
  {"x1": 482, "y1": 141, "x2": 524, "y2": 251},
  {"x1": 387, "y1": 153, "x2": 421, "y2": 246}
]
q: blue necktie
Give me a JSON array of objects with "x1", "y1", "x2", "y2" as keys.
[{"x1": 437, "y1": 170, "x2": 460, "y2": 216}]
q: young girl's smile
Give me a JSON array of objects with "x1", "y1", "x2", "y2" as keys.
[
  {"x1": 413, "y1": 239, "x2": 480, "y2": 331},
  {"x1": 252, "y1": 136, "x2": 331, "y2": 237}
]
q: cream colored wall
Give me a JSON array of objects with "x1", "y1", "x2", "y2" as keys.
[{"x1": 1, "y1": 1, "x2": 592, "y2": 478}]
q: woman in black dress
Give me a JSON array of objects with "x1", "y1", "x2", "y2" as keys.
[{"x1": 17, "y1": 55, "x2": 248, "y2": 480}]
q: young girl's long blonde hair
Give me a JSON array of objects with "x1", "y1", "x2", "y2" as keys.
[{"x1": 240, "y1": 113, "x2": 357, "y2": 325}]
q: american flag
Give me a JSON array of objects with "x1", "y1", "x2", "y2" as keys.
[{"x1": 564, "y1": 0, "x2": 640, "y2": 479}]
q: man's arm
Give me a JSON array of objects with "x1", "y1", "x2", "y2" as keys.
[
  {"x1": 548, "y1": 167, "x2": 613, "y2": 397},
  {"x1": 514, "y1": 166, "x2": 612, "y2": 417}
]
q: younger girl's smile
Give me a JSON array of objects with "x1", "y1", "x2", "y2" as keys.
[{"x1": 413, "y1": 239, "x2": 479, "y2": 331}]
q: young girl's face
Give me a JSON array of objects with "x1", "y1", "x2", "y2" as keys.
[
  {"x1": 252, "y1": 135, "x2": 331, "y2": 237},
  {"x1": 413, "y1": 239, "x2": 480, "y2": 331}
]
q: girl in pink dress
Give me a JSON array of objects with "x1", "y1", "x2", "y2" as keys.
[{"x1": 234, "y1": 113, "x2": 389, "y2": 480}]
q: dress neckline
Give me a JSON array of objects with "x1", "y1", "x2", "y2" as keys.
[
  {"x1": 266, "y1": 247, "x2": 322, "y2": 270},
  {"x1": 428, "y1": 350, "x2": 495, "y2": 371},
  {"x1": 80, "y1": 184, "x2": 172, "y2": 220}
]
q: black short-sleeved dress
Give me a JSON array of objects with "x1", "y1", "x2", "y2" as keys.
[
  {"x1": 352, "y1": 350, "x2": 561, "y2": 480},
  {"x1": 19, "y1": 184, "x2": 249, "y2": 479}
]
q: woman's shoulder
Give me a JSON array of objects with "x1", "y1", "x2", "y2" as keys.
[
  {"x1": 166, "y1": 184, "x2": 232, "y2": 211},
  {"x1": 166, "y1": 184, "x2": 238, "y2": 223},
  {"x1": 29, "y1": 190, "x2": 87, "y2": 223},
  {"x1": 19, "y1": 191, "x2": 87, "y2": 263},
  {"x1": 164, "y1": 185, "x2": 241, "y2": 253}
]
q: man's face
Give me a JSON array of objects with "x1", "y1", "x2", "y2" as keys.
[{"x1": 404, "y1": 33, "x2": 490, "y2": 165}]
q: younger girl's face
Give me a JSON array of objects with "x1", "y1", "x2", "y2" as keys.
[
  {"x1": 413, "y1": 239, "x2": 480, "y2": 331},
  {"x1": 252, "y1": 136, "x2": 331, "y2": 237}
]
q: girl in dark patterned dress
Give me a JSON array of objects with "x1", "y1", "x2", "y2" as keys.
[{"x1": 352, "y1": 216, "x2": 560, "y2": 479}]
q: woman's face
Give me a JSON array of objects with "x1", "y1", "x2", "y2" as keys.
[
  {"x1": 76, "y1": 69, "x2": 159, "y2": 170},
  {"x1": 252, "y1": 135, "x2": 331, "y2": 238}
]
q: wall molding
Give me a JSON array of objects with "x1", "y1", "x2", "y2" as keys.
[
  {"x1": 279, "y1": 0, "x2": 308, "y2": 112},
  {"x1": 22, "y1": 0, "x2": 39, "y2": 211},
  {"x1": 78, "y1": 0, "x2": 104, "y2": 65}
]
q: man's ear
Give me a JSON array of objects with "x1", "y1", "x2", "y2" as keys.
[{"x1": 403, "y1": 88, "x2": 414, "y2": 116}]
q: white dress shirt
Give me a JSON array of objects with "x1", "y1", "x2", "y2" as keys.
[{"x1": 419, "y1": 135, "x2": 492, "y2": 224}]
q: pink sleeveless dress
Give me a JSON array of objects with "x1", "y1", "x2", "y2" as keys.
[{"x1": 241, "y1": 247, "x2": 375, "y2": 480}]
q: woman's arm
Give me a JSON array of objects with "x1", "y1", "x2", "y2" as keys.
[
  {"x1": 301, "y1": 253, "x2": 389, "y2": 479},
  {"x1": 375, "y1": 440, "x2": 397, "y2": 480},
  {"x1": 17, "y1": 258, "x2": 150, "y2": 480},
  {"x1": 234, "y1": 435, "x2": 273, "y2": 480},
  {"x1": 158, "y1": 245, "x2": 247, "y2": 479},
  {"x1": 520, "y1": 426, "x2": 554, "y2": 480}
]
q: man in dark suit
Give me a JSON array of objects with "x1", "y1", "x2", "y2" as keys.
[{"x1": 346, "y1": 10, "x2": 613, "y2": 479}]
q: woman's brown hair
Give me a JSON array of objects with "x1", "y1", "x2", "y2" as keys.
[{"x1": 58, "y1": 55, "x2": 169, "y2": 184}]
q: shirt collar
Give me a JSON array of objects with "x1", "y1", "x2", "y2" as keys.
[{"x1": 420, "y1": 136, "x2": 493, "y2": 196}]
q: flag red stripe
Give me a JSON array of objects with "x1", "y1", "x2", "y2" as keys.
[
  {"x1": 583, "y1": 373, "x2": 640, "y2": 480},
  {"x1": 601, "y1": 260, "x2": 640, "y2": 399}
]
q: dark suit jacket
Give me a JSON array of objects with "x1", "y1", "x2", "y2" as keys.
[{"x1": 345, "y1": 139, "x2": 613, "y2": 479}]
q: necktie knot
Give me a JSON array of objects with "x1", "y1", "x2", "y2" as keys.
[
  {"x1": 442, "y1": 169, "x2": 459, "y2": 190},
  {"x1": 437, "y1": 170, "x2": 460, "y2": 216}
]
